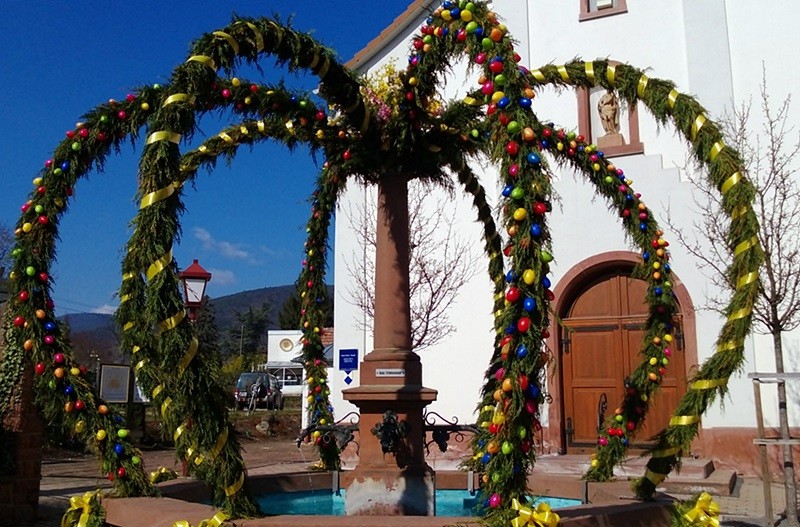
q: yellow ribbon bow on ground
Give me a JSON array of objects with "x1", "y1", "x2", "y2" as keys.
[
  {"x1": 150, "y1": 466, "x2": 178, "y2": 484},
  {"x1": 172, "y1": 511, "x2": 228, "y2": 527},
  {"x1": 511, "y1": 498, "x2": 560, "y2": 527},
  {"x1": 61, "y1": 490, "x2": 99, "y2": 527},
  {"x1": 683, "y1": 491, "x2": 720, "y2": 527}
]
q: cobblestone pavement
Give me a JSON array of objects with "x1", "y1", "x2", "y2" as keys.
[{"x1": 21, "y1": 437, "x2": 800, "y2": 526}]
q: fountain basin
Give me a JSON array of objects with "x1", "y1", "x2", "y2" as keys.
[{"x1": 102, "y1": 470, "x2": 674, "y2": 527}]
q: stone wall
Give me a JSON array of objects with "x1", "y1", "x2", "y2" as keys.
[{"x1": 0, "y1": 302, "x2": 43, "y2": 523}]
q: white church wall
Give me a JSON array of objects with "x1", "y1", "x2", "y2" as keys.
[{"x1": 329, "y1": 0, "x2": 799, "y2": 435}]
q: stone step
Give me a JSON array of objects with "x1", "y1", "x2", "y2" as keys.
[{"x1": 528, "y1": 455, "x2": 737, "y2": 499}]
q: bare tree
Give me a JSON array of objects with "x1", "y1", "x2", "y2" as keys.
[
  {"x1": 346, "y1": 185, "x2": 481, "y2": 350},
  {"x1": 666, "y1": 67, "x2": 800, "y2": 523}
]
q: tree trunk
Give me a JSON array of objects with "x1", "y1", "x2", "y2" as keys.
[{"x1": 773, "y1": 328, "x2": 799, "y2": 524}]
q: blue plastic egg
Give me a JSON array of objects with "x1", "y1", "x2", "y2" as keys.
[
  {"x1": 526, "y1": 152, "x2": 541, "y2": 165},
  {"x1": 516, "y1": 344, "x2": 528, "y2": 358},
  {"x1": 530, "y1": 223, "x2": 542, "y2": 237},
  {"x1": 523, "y1": 297, "x2": 536, "y2": 312}
]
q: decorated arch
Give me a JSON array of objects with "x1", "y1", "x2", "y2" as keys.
[{"x1": 2, "y1": 1, "x2": 761, "y2": 526}]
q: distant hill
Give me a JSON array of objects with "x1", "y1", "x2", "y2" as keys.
[{"x1": 59, "y1": 284, "x2": 333, "y2": 364}]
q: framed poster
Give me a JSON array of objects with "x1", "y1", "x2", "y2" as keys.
[{"x1": 99, "y1": 364, "x2": 130, "y2": 403}]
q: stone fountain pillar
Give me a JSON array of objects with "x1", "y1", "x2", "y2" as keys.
[{"x1": 342, "y1": 173, "x2": 438, "y2": 515}]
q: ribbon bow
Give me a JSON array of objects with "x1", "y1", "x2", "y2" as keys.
[
  {"x1": 150, "y1": 466, "x2": 178, "y2": 484},
  {"x1": 511, "y1": 498, "x2": 560, "y2": 527},
  {"x1": 61, "y1": 490, "x2": 99, "y2": 527},
  {"x1": 172, "y1": 511, "x2": 228, "y2": 527},
  {"x1": 683, "y1": 492, "x2": 720, "y2": 527}
]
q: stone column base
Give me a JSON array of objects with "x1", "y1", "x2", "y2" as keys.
[{"x1": 344, "y1": 465, "x2": 435, "y2": 515}]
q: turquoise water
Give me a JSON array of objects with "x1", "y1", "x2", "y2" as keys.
[{"x1": 256, "y1": 489, "x2": 581, "y2": 517}]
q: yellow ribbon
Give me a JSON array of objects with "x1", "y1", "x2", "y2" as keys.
[
  {"x1": 140, "y1": 183, "x2": 175, "y2": 209},
  {"x1": 163, "y1": 93, "x2": 191, "y2": 107},
  {"x1": 122, "y1": 272, "x2": 135, "y2": 281},
  {"x1": 174, "y1": 423, "x2": 187, "y2": 442},
  {"x1": 172, "y1": 511, "x2": 228, "y2": 527},
  {"x1": 224, "y1": 472, "x2": 245, "y2": 496},
  {"x1": 667, "y1": 88, "x2": 679, "y2": 110},
  {"x1": 728, "y1": 307, "x2": 752, "y2": 321},
  {"x1": 134, "y1": 359, "x2": 147, "y2": 372},
  {"x1": 557, "y1": 65, "x2": 570, "y2": 82},
  {"x1": 268, "y1": 20, "x2": 284, "y2": 46},
  {"x1": 217, "y1": 131, "x2": 233, "y2": 143},
  {"x1": 146, "y1": 250, "x2": 173, "y2": 281},
  {"x1": 123, "y1": 322, "x2": 134, "y2": 331},
  {"x1": 531, "y1": 69, "x2": 546, "y2": 83},
  {"x1": 651, "y1": 446, "x2": 681, "y2": 459},
  {"x1": 178, "y1": 338, "x2": 199, "y2": 376},
  {"x1": 644, "y1": 469, "x2": 667, "y2": 486},
  {"x1": 159, "y1": 309, "x2": 186, "y2": 332},
  {"x1": 710, "y1": 141, "x2": 725, "y2": 161},
  {"x1": 187, "y1": 55, "x2": 216, "y2": 70},
  {"x1": 257, "y1": 120, "x2": 265, "y2": 132},
  {"x1": 670, "y1": 415, "x2": 700, "y2": 426},
  {"x1": 315, "y1": 55, "x2": 330, "y2": 80},
  {"x1": 152, "y1": 384, "x2": 164, "y2": 399},
  {"x1": 511, "y1": 498, "x2": 560, "y2": 527},
  {"x1": 361, "y1": 105, "x2": 371, "y2": 134},
  {"x1": 62, "y1": 491, "x2": 98, "y2": 527},
  {"x1": 149, "y1": 467, "x2": 177, "y2": 484},
  {"x1": 731, "y1": 205, "x2": 749, "y2": 220},
  {"x1": 683, "y1": 492, "x2": 720, "y2": 527},
  {"x1": 734, "y1": 236, "x2": 759, "y2": 257},
  {"x1": 241, "y1": 21, "x2": 264, "y2": 51},
  {"x1": 716, "y1": 340, "x2": 740, "y2": 353},
  {"x1": 606, "y1": 64, "x2": 616, "y2": 86},
  {"x1": 691, "y1": 114, "x2": 706, "y2": 141},
  {"x1": 120, "y1": 294, "x2": 130, "y2": 303},
  {"x1": 692, "y1": 378, "x2": 728, "y2": 390},
  {"x1": 737, "y1": 271, "x2": 759, "y2": 289},
  {"x1": 344, "y1": 96, "x2": 361, "y2": 113},
  {"x1": 161, "y1": 397, "x2": 172, "y2": 416},
  {"x1": 721, "y1": 171, "x2": 742, "y2": 194},
  {"x1": 211, "y1": 427, "x2": 229, "y2": 460},
  {"x1": 584, "y1": 62, "x2": 595, "y2": 82},
  {"x1": 146, "y1": 131, "x2": 181, "y2": 145},
  {"x1": 240, "y1": 125, "x2": 249, "y2": 135},
  {"x1": 309, "y1": 53, "x2": 320, "y2": 70},
  {"x1": 637, "y1": 74, "x2": 649, "y2": 98},
  {"x1": 213, "y1": 31, "x2": 240, "y2": 54}
]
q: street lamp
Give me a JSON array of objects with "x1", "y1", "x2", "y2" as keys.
[{"x1": 178, "y1": 259, "x2": 212, "y2": 321}]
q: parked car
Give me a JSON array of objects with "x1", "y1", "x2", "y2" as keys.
[{"x1": 234, "y1": 372, "x2": 284, "y2": 410}]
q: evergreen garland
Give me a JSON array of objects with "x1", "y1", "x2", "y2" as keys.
[
  {"x1": 522, "y1": 60, "x2": 762, "y2": 496},
  {"x1": 1, "y1": 2, "x2": 760, "y2": 525}
]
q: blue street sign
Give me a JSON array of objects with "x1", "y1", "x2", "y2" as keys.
[{"x1": 339, "y1": 348, "x2": 359, "y2": 371}]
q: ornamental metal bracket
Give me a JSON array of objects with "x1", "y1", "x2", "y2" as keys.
[{"x1": 422, "y1": 410, "x2": 481, "y2": 454}]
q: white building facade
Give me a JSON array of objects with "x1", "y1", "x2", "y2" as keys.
[{"x1": 329, "y1": 0, "x2": 800, "y2": 474}]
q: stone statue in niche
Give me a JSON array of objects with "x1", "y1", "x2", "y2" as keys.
[{"x1": 596, "y1": 90, "x2": 626, "y2": 148}]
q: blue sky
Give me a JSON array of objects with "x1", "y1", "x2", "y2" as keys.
[{"x1": 0, "y1": 1, "x2": 416, "y2": 315}]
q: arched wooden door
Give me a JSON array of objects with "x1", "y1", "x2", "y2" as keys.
[{"x1": 560, "y1": 270, "x2": 687, "y2": 452}]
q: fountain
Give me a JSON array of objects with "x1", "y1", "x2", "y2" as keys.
[{"x1": 1, "y1": 3, "x2": 760, "y2": 527}]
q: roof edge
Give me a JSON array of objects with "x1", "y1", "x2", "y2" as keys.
[{"x1": 346, "y1": 0, "x2": 436, "y2": 70}]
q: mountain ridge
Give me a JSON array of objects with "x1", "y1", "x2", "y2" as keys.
[{"x1": 60, "y1": 284, "x2": 332, "y2": 364}]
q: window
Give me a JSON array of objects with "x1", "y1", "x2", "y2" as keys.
[{"x1": 579, "y1": 0, "x2": 628, "y2": 22}]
